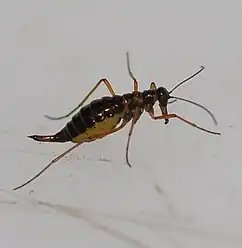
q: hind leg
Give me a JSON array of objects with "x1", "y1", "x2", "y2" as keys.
[
  {"x1": 14, "y1": 120, "x2": 130, "y2": 191},
  {"x1": 45, "y1": 78, "x2": 116, "y2": 120},
  {"x1": 13, "y1": 142, "x2": 83, "y2": 191}
]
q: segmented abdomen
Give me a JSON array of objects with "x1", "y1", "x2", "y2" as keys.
[{"x1": 56, "y1": 95, "x2": 125, "y2": 142}]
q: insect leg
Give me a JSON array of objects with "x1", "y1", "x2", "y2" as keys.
[
  {"x1": 125, "y1": 107, "x2": 143, "y2": 167},
  {"x1": 13, "y1": 142, "x2": 83, "y2": 191},
  {"x1": 148, "y1": 112, "x2": 221, "y2": 135},
  {"x1": 45, "y1": 78, "x2": 116, "y2": 120},
  {"x1": 126, "y1": 52, "x2": 139, "y2": 91},
  {"x1": 13, "y1": 120, "x2": 130, "y2": 191}
]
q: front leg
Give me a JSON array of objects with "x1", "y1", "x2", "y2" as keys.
[{"x1": 148, "y1": 112, "x2": 221, "y2": 135}]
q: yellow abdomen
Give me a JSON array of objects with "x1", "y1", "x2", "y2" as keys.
[{"x1": 72, "y1": 114, "x2": 121, "y2": 143}]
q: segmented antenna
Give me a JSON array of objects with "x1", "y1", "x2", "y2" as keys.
[
  {"x1": 170, "y1": 96, "x2": 218, "y2": 125},
  {"x1": 169, "y1": 66, "x2": 205, "y2": 94}
]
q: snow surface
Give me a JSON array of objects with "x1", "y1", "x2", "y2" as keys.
[{"x1": 1, "y1": 0, "x2": 242, "y2": 247}]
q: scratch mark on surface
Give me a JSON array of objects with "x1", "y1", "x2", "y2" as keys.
[{"x1": 0, "y1": 189, "x2": 150, "y2": 248}]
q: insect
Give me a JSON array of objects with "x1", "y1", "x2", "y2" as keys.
[{"x1": 13, "y1": 52, "x2": 221, "y2": 191}]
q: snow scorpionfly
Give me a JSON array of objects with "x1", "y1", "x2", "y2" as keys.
[{"x1": 13, "y1": 52, "x2": 221, "y2": 191}]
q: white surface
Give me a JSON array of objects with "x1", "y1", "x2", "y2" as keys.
[{"x1": 1, "y1": 0, "x2": 242, "y2": 247}]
